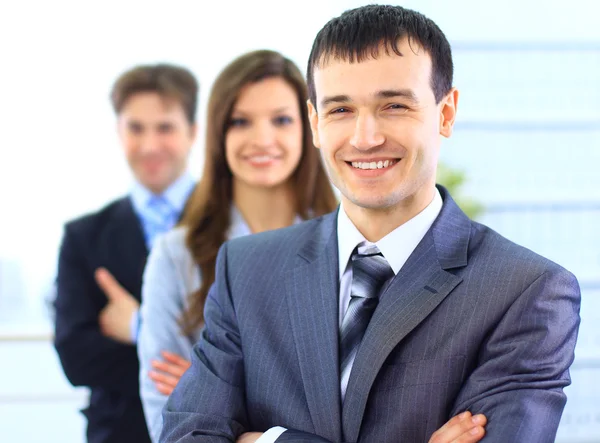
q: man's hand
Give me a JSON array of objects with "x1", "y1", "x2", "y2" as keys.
[
  {"x1": 234, "y1": 412, "x2": 485, "y2": 443},
  {"x1": 237, "y1": 432, "x2": 263, "y2": 443},
  {"x1": 96, "y1": 267, "x2": 139, "y2": 344},
  {"x1": 149, "y1": 350, "x2": 192, "y2": 395},
  {"x1": 429, "y1": 411, "x2": 486, "y2": 443}
]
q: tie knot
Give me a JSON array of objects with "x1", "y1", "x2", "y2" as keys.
[
  {"x1": 351, "y1": 244, "x2": 394, "y2": 299},
  {"x1": 147, "y1": 196, "x2": 174, "y2": 219},
  {"x1": 148, "y1": 195, "x2": 171, "y2": 209},
  {"x1": 354, "y1": 242, "x2": 382, "y2": 257}
]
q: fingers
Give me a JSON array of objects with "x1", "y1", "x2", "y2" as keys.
[
  {"x1": 453, "y1": 424, "x2": 485, "y2": 443},
  {"x1": 154, "y1": 381, "x2": 174, "y2": 396},
  {"x1": 98, "y1": 308, "x2": 109, "y2": 327},
  {"x1": 152, "y1": 359, "x2": 188, "y2": 377},
  {"x1": 237, "y1": 432, "x2": 263, "y2": 443},
  {"x1": 433, "y1": 411, "x2": 471, "y2": 435},
  {"x1": 95, "y1": 268, "x2": 126, "y2": 300},
  {"x1": 161, "y1": 351, "x2": 192, "y2": 369},
  {"x1": 98, "y1": 307, "x2": 114, "y2": 334},
  {"x1": 429, "y1": 412, "x2": 487, "y2": 443},
  {"x1": 149, "y1": 369, "x2": 179, "y2": 389}
]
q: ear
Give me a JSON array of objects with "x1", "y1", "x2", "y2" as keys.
[
  {"x1": 307, "y1": 99, "x2": 321, "y2": 148},
  {"x1": 439, "y1": 87, "x2": 459, "y2": 138}
]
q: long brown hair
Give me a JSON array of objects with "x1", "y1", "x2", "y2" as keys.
[{"x1": 179, "y1": 50, "x2": 338, "y2": 335}]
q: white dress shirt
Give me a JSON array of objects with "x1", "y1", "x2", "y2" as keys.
[{"x1": 258, "y1": 189, "x2": 443, "y2": 443}]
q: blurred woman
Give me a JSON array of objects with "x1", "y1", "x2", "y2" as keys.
[{"x1": 137, "y1": 49, "x2": 337, "y2": 441}]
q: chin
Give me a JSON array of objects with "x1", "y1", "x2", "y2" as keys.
[
  {"x1": 243, "y1": 174, "x2": 290, "y2": 190},
  {"x1": 346, "y1": 190, "x2": 404, "y2": 210},
  {"x1": 140, "y1": 174, "x2": 171, "y2": 192}
]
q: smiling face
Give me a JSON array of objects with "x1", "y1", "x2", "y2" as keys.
[
  {"x1": 308, "y1": 38, "x2": 458, "y2": 216},
  {"x1": 118, "y1": 92, "x2": 196, "y2": 193},
  {"x1": 225, "y1": 76, "x2": 303, "y2": 191}
]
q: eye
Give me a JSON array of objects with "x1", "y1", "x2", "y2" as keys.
[
  {"x1": 127, "y1": 122, "x2": 143, "y2": 134},
  {"x1": 273, "y1": 115, "x2": 293, "y2": 126},
  {"x1": 157, "y1": 123, "x2": 175, "y2": 134},
  {"x1": 229, "y1": 117, "x2": 249, "y2": 128},
  {"x1": 330, "y1": 107, "x2": 350, "y2": 114},
  {"x1": 388, "y1": 103, "x2": 409, "y2": 111}
]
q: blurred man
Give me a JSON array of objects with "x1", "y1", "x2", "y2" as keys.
[
  {"x1": 54, "y1": 64, "x2": 198, "y2": 443},
  {"x1": 160, "y1": 5, "x2": 580, "y2": 443}
]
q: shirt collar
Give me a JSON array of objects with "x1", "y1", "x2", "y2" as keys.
[
  {"x1": 130, "y1": 172, "x2": 195, "y2": 214},
  {"x1": 228, "y1": 205, "x2": 252, "y2": 239},
  {"x1": 228, "y1": 205, "x2": 305, "y2": 239},
  {"x1": 337, "y1": 187, "x2": 443, "y2": 279}
]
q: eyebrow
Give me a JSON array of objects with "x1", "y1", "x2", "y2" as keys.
[
  {"x1": 320, "y1": 95, "x2": 351, "y2": 109},
  {"x1": 231, "y1": 106, "x2": 293, "y2": 116},
  {"x1": 320, "y1": 89, "x2": 419, "y2": 109},
  {"x1": 376, "y1": 89, "x2": 419, "y2": 104}
]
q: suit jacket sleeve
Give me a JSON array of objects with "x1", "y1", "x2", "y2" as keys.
[
  {"x1": 451, "y1": 266, "x2": 581, "y2": 442},
  {"x1": 53, "y1": 222, "x2": 140, "y2": 395},
  {"x1": 139, "y1": 232, "x2": 196, "y2": 442},
  {"x1": 274, "y1": 430, "x2": 332, "y2": 442},
  {"x1": 160, "y1": 242, "x2": 249, "y2": 442}
]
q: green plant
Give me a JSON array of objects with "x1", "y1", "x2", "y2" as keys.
[{"x1": 437, "y1": 162, "x2": 484, "y2": 219}]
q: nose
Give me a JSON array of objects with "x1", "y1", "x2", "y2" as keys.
[
  {"x1": 139, "y1": 131, "x2": 161, "y2": 154},
  {"x1": 251, "y1": 120, "x2": 276, "y2": 148},
  {"x1": 349, "y1": 113, "x2": 385, "y2": 151}
]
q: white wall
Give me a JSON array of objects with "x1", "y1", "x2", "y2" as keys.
[{"x1": 0, "y1": 0, "x2": 597, "y2": 306}]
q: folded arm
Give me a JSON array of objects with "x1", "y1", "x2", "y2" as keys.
[
  {"x1": 139, "y1": 233, "x2": 195, "y2": 441},
  {"x1": 451, "y1": 267, "x2": 581, "y2": 442},
  {"x1": 160, "y1": 243, "x2": 249, "y2": 442},
  {"x1": 243, "y1": 411, "x2": 487, "y2": 442}
]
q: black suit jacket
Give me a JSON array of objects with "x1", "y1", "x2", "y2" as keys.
[{"x1": 54, "y1": 197, "x2": 151, "y2": 443}]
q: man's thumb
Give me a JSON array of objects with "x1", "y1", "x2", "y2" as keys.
[{"x1": 95, "y1": 267, "x2": 125, "y2": 300}]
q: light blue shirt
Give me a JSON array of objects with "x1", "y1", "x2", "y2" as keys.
[
  {"x1": 129, "y1": 172, "x2": 196, "y2": 342},
  {"x1": 130, "y1": 172, "x2": 196, "y2": 249}
]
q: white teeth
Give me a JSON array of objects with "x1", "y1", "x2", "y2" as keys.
[
  {"x1": 249, "y1": 155, "x2": 274, "y2": 163},
  {"x1": 351, "y1": 160, "x2": 396, "y2": 170}
]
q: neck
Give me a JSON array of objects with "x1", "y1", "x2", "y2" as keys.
[
  {"x1": 343, "y1": 186, "x2": 436, "y2": 242},
  {"x1": 233, "y1": 181, "x2": 298, "y2": 233},
  {"x1": 142, "y1": 170, "x2": 187, "y2": 195}
]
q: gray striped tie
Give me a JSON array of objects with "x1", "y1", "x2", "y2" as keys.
[{"x1": 340, "y1": 244, "x2": 394, "y2": 401}]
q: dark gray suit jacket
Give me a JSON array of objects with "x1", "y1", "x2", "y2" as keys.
[{"x1": 161, "y1": 187, "x2": 580, "y2": 443}]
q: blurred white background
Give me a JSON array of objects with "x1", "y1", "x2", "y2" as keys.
[{"x1": 0, "y1": 0, "x2": 598, "y2": 441}]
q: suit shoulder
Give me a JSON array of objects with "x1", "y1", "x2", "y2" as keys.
[
  {"x1": 64, "y1": 197, "x2": 131, "y2": 238},
  {"x1": 471, "y1": 221, "x2": 575, "y2": 279},
  {"x1": 226, "y1": 216, "x2": 325, "y2": 256},
  {"x1": 156, "y1": 225, "x2": 188, "y2": 251},
  {"x1": 151, "y1": 226, "x2": 193, "y2": 268}
]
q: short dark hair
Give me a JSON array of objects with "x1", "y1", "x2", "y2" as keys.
[
  {"x1": 110, "y1": 64, "x2": 199, "y2": 123},
  {"x1": 307, "y1": 5, "x2": 453, "y2": 105}
]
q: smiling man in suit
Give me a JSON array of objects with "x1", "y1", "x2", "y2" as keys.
[
  {"x1": 53, "y1": 64, "x2": 198, "y2": 443},
  {"x1": 160, "y1": 5, "x2": 580, "y2": 443}
]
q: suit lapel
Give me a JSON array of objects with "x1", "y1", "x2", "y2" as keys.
[
  {"x1": 285, "y1": 212, "x2": 342, "y2": 443},
  {"x1": 342, "y1": 187, "x2": 472, "y2": 442}
]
